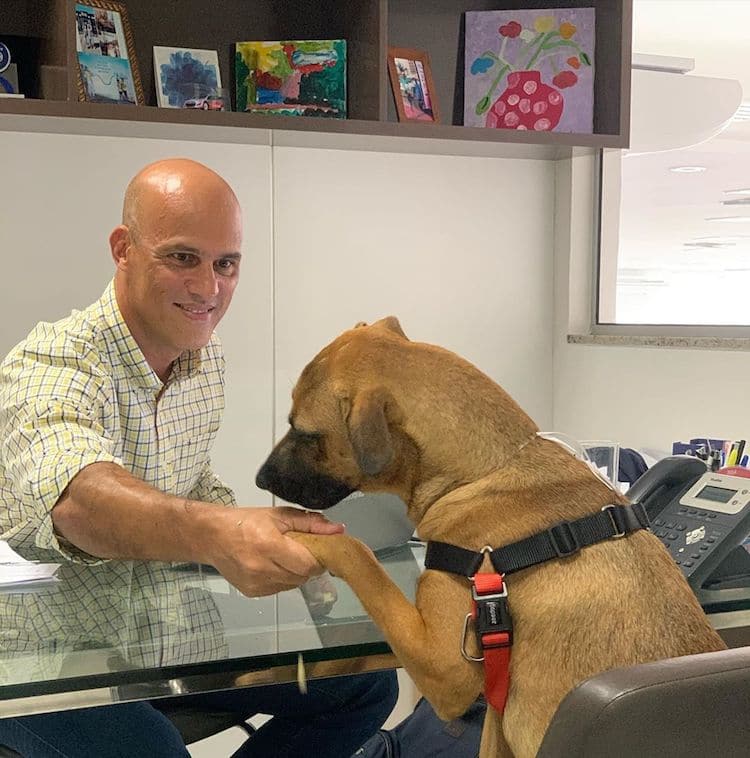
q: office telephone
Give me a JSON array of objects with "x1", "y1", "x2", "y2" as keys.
[{"x1": 627, "y1": 455, "x2": 750, "y2": 607}]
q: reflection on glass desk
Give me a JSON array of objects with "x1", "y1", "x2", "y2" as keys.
[{"x1": 0, "y1": 544, "x2": 424, "y2": 717}]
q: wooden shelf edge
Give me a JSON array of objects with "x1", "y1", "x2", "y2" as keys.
[{"x1": 0, "y1": 98, "x2": 621, "y2": 158}]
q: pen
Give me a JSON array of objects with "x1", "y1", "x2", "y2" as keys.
[
  {"x1": 735, "y1": 440, "x2": 746, "y2": 464},
  {"x1": 727, "y1": 445, "x2": 739, "y2": 468}
]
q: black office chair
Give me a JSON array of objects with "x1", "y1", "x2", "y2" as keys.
[{"x1": 537, "y1": 645, "x2": 750, "y2": 757}]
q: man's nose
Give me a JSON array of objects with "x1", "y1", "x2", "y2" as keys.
[{"x1": 188, "y1": 263, "x2": 219, "y2": 298}]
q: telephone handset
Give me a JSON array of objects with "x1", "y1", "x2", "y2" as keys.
[{"x1": 628, "y1": 455, "x2": 750, "y2": 601}]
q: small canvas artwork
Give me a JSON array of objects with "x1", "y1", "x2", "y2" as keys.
[
  {"x1": 154, "y1": 46, "x2": 223, "y2": 109},
  {"x1": 235, "y1": 39, "x2": 346, "y2": 118},
  {"x1": 464, "y1": 8, "x2": 595, "y2": 133},
  {"x1": 74, "y1": 1, "x2": 142, "y2": 104}
]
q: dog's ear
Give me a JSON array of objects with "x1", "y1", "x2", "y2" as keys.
[
  {"x1": 341, "y1": 387, "x2": 395, "y2": 476},
  {"x1": 373, "y1": 316, "x2": 408, "y2": 339}
]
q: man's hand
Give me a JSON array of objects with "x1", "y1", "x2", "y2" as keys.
[{"x1": 207, "y1": 506, "x2": 345, "y2": 597}]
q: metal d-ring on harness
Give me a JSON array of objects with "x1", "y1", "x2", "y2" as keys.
[{"x1": 427, "y1": 502, "x2": 651, "y2": 714}]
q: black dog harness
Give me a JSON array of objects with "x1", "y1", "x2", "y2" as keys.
[{"x1": 424, "y1": 502, "x2": 650, "y2": 714}]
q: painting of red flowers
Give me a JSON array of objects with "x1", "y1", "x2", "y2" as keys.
[{"x1": 464, "y1": 8, "x2": 595, "y2": 134}]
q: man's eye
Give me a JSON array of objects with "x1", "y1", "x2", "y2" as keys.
[
  {"x1": 170, "y1": 252, "x2": 194, "y2": 264},
  {"x1": 215, "y1": 258, "x2": 238, "y2": 274}
]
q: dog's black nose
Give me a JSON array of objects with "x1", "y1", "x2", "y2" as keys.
[{"x1": 255, "y1": 464, "x2": 271, "y2": 491}]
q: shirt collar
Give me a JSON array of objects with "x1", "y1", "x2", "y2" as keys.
[{"x1": 97, "y1": 280, "x2": 204, "y2": 389}]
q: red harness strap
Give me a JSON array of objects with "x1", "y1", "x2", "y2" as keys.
[{"x1": 472, "y1": 572, "x2": 512, "y2": 714}]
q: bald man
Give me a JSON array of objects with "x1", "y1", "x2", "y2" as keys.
[{"x1": 0, "y1": 159, "x2": 397, "y2": 757}]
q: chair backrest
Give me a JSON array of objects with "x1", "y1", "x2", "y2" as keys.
[{"x1": 537, "y1": 646, "x2": 750, "y2": 758}]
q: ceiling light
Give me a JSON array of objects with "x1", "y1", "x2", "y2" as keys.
[
  {"x1": 724, "y1": 188, "x2": 750, "y2": 196},
  {"x1": 693, "y1": 235, "x2": 748, "y2": 244},
  {"x1": 705, "y1": 216, "x2": 750, "y2": 223},
  {"x1": 683, "y1": 241, "x2": 735, "y2": 249},
  {"x1": 669, "y1": 166, "x2": 707, "y2": 173}
]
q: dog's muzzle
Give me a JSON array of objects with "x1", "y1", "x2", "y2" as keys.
[{"x1": 255, "y1": 460, "x2": 354, "y2": 510}]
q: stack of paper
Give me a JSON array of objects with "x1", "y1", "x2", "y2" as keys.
[{"x1": 0, "y1": 540, "x2": 60, "y2": 588}]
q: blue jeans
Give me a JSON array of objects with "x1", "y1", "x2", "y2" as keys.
[{"x1": 0, "y1": 671, "x2": 398, "y2": 758}]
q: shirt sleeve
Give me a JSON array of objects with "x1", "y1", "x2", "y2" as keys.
[
  {"x1": 1, "y1": 340, "x2": 121, "y2": 561},
  {"x1": 186, "y1": 461, "x2": 237, "y2": 506}
]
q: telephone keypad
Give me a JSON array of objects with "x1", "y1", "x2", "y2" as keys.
[{"x1": 652, "y1": 510, "x2": 729, "y2": 577}]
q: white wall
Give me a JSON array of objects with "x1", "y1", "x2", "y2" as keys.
[
  {"x1": 272, "y1": 146, "x2": 555, "y2": 436},
  {"x1": 552, "y1": 155, "x2": 750, "y2": 451},
  {"x1": 0, "y1": 129, "x2": 274, "y2": 505},
  {"x1": 550, "y1": 3, "x2": 750, "y2": 452},
  {"x1": 0, "y1": 129, "x2": 556, "y2": 500}
]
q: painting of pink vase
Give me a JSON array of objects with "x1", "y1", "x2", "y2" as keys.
[
  {"x1": 486, "y1": 70, "x2": 564, "y2": 131},
  {"x1": 464, "y1": 8, "x2": 594, "y2": 134}
]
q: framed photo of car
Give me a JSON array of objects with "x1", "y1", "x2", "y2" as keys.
[
  {"x1": 153, "y1": 46, "x2": 226, "y2": 110},
  {"x1": 74, "y1": 0, "x2": 143, "y2": 105},
  {"x1": 154, "y1": 47, "x2": 229, "y2": 111}
]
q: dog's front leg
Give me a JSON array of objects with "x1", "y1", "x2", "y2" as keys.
[
  {"x1": 291, "y1": 531, "x2": 484, "y2": 720},
  {"x1": 481, "y1": 706, "x2": 515, "y2": 758}
]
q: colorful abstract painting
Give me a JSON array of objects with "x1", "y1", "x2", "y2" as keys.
[
  {"x1": 235, "y1": 39, "x2": 346, "y2": 118},
  {"x1": 464, "y1": 8, "x2": 595, "y2": 133}
]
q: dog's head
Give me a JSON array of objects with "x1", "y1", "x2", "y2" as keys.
[
  {"x1": 256, "y1": 316, "x2": 537, "y2": 511},
  {"x1": 256, "y1": 317, "x2": 410, "y2": 509}
]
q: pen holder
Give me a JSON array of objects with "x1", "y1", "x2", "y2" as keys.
[{"x1": 581, "y1": 441, "x2": 620, "y2": 488}]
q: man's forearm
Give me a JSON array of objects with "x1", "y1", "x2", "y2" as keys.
[{"x1": 51, "y1": 461, "x2": 226, "y2": 563}]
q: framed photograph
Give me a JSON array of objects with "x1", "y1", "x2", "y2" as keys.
[
  {"x1": 74, "y1": 0, "x2": 143, "y2": 105},
  {"x1": 153, "y1": 46, "x2": 225, "y2": 109},
  {"x1": 387, "y1": 47, "x2": 439, "y2": 123}
]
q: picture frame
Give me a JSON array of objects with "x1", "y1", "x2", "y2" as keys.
[
  {"x1": 235, "y1": 39, "x2": 347, "y2": 118},
  {"x1": 74, "y1": 0, "x2": 144, "y2": 105},
  {"x1": 153, "y1": 46, "x2": 225, "y2": 110},
  {"x1": 387, "y1": 47, "x2": 439, "y2": 124}
]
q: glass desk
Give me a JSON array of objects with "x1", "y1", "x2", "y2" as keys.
[{"x1": 0, "y1": 544, "x2": 424, "y2": 718}]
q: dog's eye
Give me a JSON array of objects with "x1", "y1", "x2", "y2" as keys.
[{"x1": 290, "y1": 428, "x2": 322, "y2": 442}]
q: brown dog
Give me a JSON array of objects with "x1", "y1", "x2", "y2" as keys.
[{"x1": 256, "y1": 317, "x2": 725, "y2": 758}]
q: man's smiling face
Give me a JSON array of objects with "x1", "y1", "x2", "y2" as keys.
[{"x1": 111, "y1": 161, "x2": 243, "y2": 379}]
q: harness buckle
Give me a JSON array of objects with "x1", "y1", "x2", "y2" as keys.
[
  {"x1": 548, "y1": 521, "x2": 580, "y2": 557},
  {"x1": 471, "y1": 582, "x2": 508, "y2": 602},
  {"x1": 461, "y1": 579, "x2": 513, "y2": 662},
  {"x1": 601, "y1": 504, "x2": 626, "y2": 538}
]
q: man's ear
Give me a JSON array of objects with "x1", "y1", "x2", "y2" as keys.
[
  {"x1": 109, "y1": 225, "x2": 131, "y2": 269},
  {"x1": 341, "y1": 387, "x2": 396, "y2": 476}
]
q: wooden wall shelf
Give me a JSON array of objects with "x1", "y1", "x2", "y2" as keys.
[{"x1": 0, "y1": 0, "x2": 632, "y2": 152}]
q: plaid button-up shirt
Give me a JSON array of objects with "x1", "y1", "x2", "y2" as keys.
[{"x1": 0, "y1": 280, "x2": 235, "y2": 562}]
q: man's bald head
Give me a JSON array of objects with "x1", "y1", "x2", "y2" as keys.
[
  {"x1": 110, "y1": 158, "x2": 243, "y2": 379},
  {"x1": 122, "y1": 158, "x2": 241, "y2": 243}
]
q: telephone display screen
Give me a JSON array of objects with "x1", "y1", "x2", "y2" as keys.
[{"x1": 696, "y1": 485, "x2": 736, "y2": 504}]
